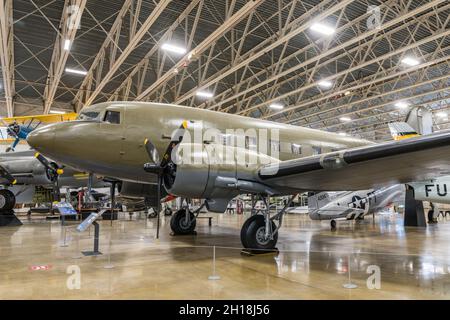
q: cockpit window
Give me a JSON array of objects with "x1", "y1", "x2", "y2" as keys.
[
  {"x1": 78, "y1": 111, "x2": 100, "y2": 121},
  {"x1": 104, "y1": 110, "x2": 121, "y2": 124}
]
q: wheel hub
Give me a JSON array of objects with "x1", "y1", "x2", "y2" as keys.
[
  {"x1": 255, "y1": 226, "x2": 270, "y2": 245},
  {"x1": 179, "y1": 215, "x2": 191, "y2": 230},
  {"x1": 0, "y1": 195, "x2": 5, "y2": 209}
]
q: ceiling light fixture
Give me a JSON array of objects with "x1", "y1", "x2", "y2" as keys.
[
  {"x1": 339, "y1": 116, "x2": 351, "y2": 122},
  {"x1": 269, "y1": 103, "x2": 284, "y2": 110},
  {"x1": 65, "y1": 68, "x2": 87, "y2": 75},
  {"x1": 50, "y1": 110, "x2": 66, "y2": 114},
  {"x1": 64, "y1": 39, "x2": 71, "y2": 51},
  {"x1": 401, "y1": 57, "x2": 419, "y2": 66},
  {"x1": 161, "y1": 43, "x2": 187, "y2": 55},
  {"x1": 395, "y1": 101, "x2": 409, "y2": 109},
  {"x1": 310, "y1": 22, "x2": 335, "y2": 36},
  {"x1": 196, "y1": 91, "x2": 214, "y2": 98},
  {"x1": 318, "y1": 80, "x2": 333, "y2": 88}
]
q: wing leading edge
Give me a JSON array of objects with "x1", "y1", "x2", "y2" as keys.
[{"x1": 259, "y1": 130, "x2": 450, "y2": 191}]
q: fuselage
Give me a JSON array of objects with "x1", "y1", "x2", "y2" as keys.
[
  {"x1": 308, "y1": 184, "x2": 405, "y2": 220},
  {"x1": 27, "y1": 102, "x2": 372, "y2": 185}
]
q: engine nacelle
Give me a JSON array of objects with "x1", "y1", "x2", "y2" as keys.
[
  {"x1": 164, "y1": 143, "x2": 278, "y2": 212},
  {"x1": 1, "y1": 158, "x2": 51, "y2": 185}
]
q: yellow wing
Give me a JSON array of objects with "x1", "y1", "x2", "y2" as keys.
[{"x1": 2, "y1": 112, "x2": 77, "y2": 125}]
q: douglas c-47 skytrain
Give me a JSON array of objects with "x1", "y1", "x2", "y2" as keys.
[{"x1": 26, "y1": 102, "x2": 450, "y2": 250}]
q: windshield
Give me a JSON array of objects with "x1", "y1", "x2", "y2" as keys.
[{"x1": 77, "y1": 111, "x2": 100, "y2": 121}]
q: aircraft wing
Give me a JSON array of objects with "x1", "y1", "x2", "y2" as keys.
[{"x1": 259, "y1": 130, "x2": 450, "y2": 191}]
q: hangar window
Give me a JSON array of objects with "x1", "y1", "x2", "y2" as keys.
[{"x1": 104, "y1": 110, "x2": 121, "y2": 124}]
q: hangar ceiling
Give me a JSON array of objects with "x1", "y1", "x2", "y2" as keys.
[{"x1": 0, "y1": 0, "x2": 449, "y2": 141}]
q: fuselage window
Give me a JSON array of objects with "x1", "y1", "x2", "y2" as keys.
[
  {"x1": 104, "y1": 110, "x2": 121, "y2": 124},
  {"x1": 78, "y1": 111, "x2": 99, "y2": 121},
  {"x1": 245, "y1": 136, "x2": 257, "y2": 149},
  {"x1": 291, "y1": 143, "x2": 301, "y2": 155},
  {"x1": 312, "y1": 146, "x2": 322, "y2": 155},
  {"x1": 270, "y1": 139, "x2": 280, "y2": 152}
]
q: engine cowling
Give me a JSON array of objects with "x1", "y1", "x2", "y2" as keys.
[{"x1": 163, "y1": 143, "x2": 277, "y2": 212}]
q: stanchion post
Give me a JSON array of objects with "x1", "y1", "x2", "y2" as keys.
[
  {"x1": 343, "y1": 255, "x2": 357, "y2": 289},
  {"x1": 208, "y1": 246, "x2": 221, "y2": 280}
]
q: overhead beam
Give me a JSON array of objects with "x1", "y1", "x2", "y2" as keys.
[
  {"x1": 239, "y1": 0, "x2": 447, "y2": 117},
  {"x1": 135, "y1": 0, "x2": 264, "y2": 101},
  {"x1": 107, "y1": 0, "x2": 202, "y2": 102},
  {"x1": 172, "y1": 0, "x2": 353, "y2": 105},
  {"x1": 43, "y1": 0, "x2": 87, "y2": 114},
  {"x1": 0, "y1": 0, "x2": 14, "y2": 116},
  {"x1": 213, "y1": 0, "x2": 445, "y2": 114},
  {"x1": 83, "y1": 0, "x2": 172, "y2": 107},
  {"x1": 73, "y1": 0, "x2": 132, "y2": 110}
]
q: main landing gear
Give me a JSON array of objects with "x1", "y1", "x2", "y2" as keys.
[
  {"x1": 240, "y1": 194, "x2": 295, "y2": 251},
  {"x1": 0, "y1": 189, "x2": 16, "y2": 211}
]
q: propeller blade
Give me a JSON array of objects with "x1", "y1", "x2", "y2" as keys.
[
  {"x1": 159, "y1": 121, "x2": 188, "y2": 168},
  {"x1": 34, "y1": 152, "x2": 64, "y2": 180},
  {"x1": 0, "y1": 166, "x2": 17, "y2": 185},
  {"x1": 143, "y1": 120, "x2": 188, "y2": 169},
  {"x1": 6, "y1": 123, "x2": 19, "y2": 139},
  {"x1": 144, "y1": 138, "x2": 160, "y2": 164}
]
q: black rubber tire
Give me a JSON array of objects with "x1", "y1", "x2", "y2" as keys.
[
  {"x1": 0, "y1": 189, "x2": 16, "y2": 211},
  {"x1": 330, "y1": 219, "x2": 337, "y2": 230},
  {"x1": 240, "y1": 215, "x2": 277, "y2": 250},
  {"x1": 240, "y1": 215, "x2": 259, "y2": 249},
  {"x1": 164, "y1": 207, "x2": 173, "y2": 216},
  {"x1": 147, "y1": 208, "x2": 157, "y2": 218},
  {"x1": 428, "y1": 210, "x2": 434, "y2": 223},
  {"x1": 170, "y1": 209, "x2": 196, "y2": 234}
]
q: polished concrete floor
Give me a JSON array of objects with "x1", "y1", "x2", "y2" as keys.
[{"x1": 1, "y1": 211, "x2": 450, "y2": 299}]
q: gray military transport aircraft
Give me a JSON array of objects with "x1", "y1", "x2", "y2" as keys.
[
  {"x1": 26, "y1": 102, "x2": 450, "y2": 250},
  {"x1": 0, "y1": 150, "x2": 108, "y2": 210}
]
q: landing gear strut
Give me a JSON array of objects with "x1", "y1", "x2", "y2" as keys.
[
  {"x1": 169, "y1": 199, "x2": 202, "y2": 235},
  {"x1": 240, "y1": 194, "x2": 295, "y2": 251}
]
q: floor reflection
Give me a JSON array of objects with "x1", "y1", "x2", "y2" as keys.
[{"x1": 0, "y1": 212, "x2": 450, "y2": 299}]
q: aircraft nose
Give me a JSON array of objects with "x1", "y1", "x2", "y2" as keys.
[{"x1": 27, "y1": 125, "x2": 56, "y2": 154}]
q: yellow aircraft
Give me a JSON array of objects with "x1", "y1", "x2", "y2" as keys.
[{"x1": 0, "y1": 113, "x2": 77, "y2": 152}]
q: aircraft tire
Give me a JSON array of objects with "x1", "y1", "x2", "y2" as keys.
[
  {"x1": 240, "y1": 215, "x2": 277, "y2": 250},
  {"x1": 164, "y1": 207, "x2": 173, "y2": 216},
  {"x1": 330, "y1": 219, "x2": 337, "y2": 230},
  {"x1": 170, "y1": 209, "x2": 196, "y2": 234},
  {"x1": 147, "y1": 208, "x2": 157, "y2": 218},
  {"x1": 240, "y1": 215, "x2": 258, "y2": 248},
  {"x1": 0, "y1": 189, "x2": 16, "y2": 212}
]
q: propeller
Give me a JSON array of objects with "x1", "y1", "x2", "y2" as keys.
[
  {"x1": 143, "y1": 121, "x2": 188, "y2": 238},
  {"x1": 34, "y1": 152, "x2": 64, "y2": 202},
  {"x1": 0, "y1": 166, "x2": 17, "y2": 185}
]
